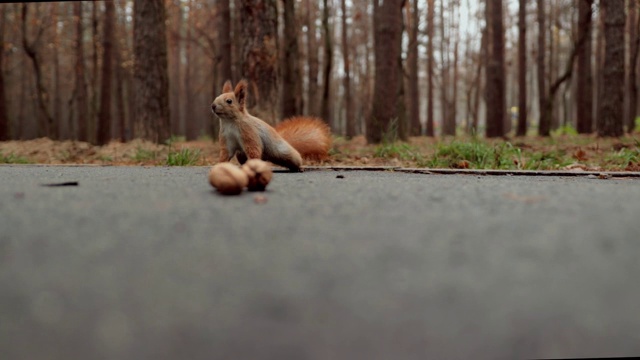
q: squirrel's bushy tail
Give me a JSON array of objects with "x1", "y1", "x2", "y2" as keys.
[{"x1": 275, "y1": 116, "x2": 332, "y2": 161}]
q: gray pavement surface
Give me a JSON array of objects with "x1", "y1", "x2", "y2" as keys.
[{"x1": 1, "y1": 165, "x2": 640, "y2": 360}]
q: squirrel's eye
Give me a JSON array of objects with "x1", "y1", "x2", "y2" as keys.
[{"x1": 225, "y1": 99, "x2": 233, "y2": 104}]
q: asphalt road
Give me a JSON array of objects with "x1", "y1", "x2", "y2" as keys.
[{"x1": 1, "y1": 165, "x2": 640, "y2": 360}]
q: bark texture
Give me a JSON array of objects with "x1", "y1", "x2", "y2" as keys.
[
  {"x1": 133, "y1": 0, "x2": 171, "y2": 143},
  {"x1": 425, "y1": 0, "x2": 435, "y2": 137},
  {"x1": 342, "y1": 0, "x2": 355, "y2": 138},
  {"x1": 0, "y1": 6, "x2": 9, "y2": 141},
  {"x1": 219, "y1": 0, "x2": 233, "y2": 83},
  {"x1": 408, "y1": 0, "x2": 420, "y2": 136},
  {"x1": 239, "y1": 0, "x2": 279, "y2": 123},
  {"x1": 576, "y1": 0, "x2": 594, "y2": 133},
  {"x1": 627, "y1": 0, "x2": 638, "y2": 133},
  {"x1": 281, "y1": 0, "x2": 302, "y2": 119},
  {"x1": 97, "y1": 0, "x2": 115, "y2": 145},
  {"x1": 306, "y1": 0, "x2": 319, "y2": 116},
  {"x1": 74, "y1": 2, "x2": 88, "y2": 142},
  {"x1": 321, "y1": 0, "x2": 334, "y2": 128},
  {"x1": 367, "y1": 0, "x2": 405, "y2": 144},
  {"x1": 597, "y1": 0, "x2": 626, "y2": 137},
  {"x1": 485, "y1": 0, "x2": 506, "y2": 138},
  {"x1": 22, "y1": 4, "x2": 56, "y2": 139},
  {"x1": 516, "y1": 0, "x2": 527, "y2": 136},
  {"x1": 536, "y1": 0, "x2": 548, "y2": 136}
]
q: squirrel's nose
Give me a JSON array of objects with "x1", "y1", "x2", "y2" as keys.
[{"x1": 211, "y1": 104, "x2": 217, "y2": 112}]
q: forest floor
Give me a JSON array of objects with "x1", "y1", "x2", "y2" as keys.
[{"x1": 1, "y1": 133, "x2": 639, "y2": 171}]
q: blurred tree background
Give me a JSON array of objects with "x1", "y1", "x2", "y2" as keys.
[{"x1": 0, "y1": 0, "x2": 637, "y2": 145}]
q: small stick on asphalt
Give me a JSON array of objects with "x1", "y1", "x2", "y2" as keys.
[{"x1": 41, "y1": 181, "x2": 79, "y2": 187}]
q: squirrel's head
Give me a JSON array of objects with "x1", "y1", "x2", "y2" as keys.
[{"x1": 211, "y1": 80, "x2": 247, "y2": 120}]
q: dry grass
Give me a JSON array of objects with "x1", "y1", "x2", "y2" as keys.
[{"x1": 1, "y1": 133, "x2": 639, "y2": 171}]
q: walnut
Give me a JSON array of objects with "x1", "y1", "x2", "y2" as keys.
[
  {"x1": 208, "y1": 163, "x2": 249, "y2": 195},
  {"x1": 241, "y1": 159, "x2": 273, "y2": 191}
]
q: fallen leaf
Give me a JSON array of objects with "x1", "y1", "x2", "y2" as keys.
[
  {"x1": 573, "y1": 149, "x2": 588, "y2": 161},
  {"x1": 563, "y1": 163, "x2": 588, "y2": 171},
  {"x1": 625, "y1": 162, "x2": 640, "y2": 171}
]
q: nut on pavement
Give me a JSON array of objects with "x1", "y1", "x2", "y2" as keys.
[
  {"x1": 242, "y1": 159, "x2": 273, "y2": 191},
  {"x1": 208, "y1": 163, "x2": 249, "y2": 195}
]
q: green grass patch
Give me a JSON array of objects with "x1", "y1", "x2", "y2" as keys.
[
  {"x1": 426, "y1": 141, "x2": 505, "y2": 169},
  {"x1": 166, "y1": 148, "x2": 201, "y2": 166},
  {"x1": 551, "y1": 125, "x2": 578, "y2": 137},
  {"x1": 424, "y1": 140, "x2": 572, "y2": 170},
  {"x1": 166, "y1": 135, "x2": 186, "y2": 145},
  {"x1": 605, "y1": 147, "x2": 640, "y2": 167},
  {"x1": 523, "y1": 149, "x2": 572, "y2": 170},
  {"x1": 374, "y1": 142, "x2": 422, "y2": 161},
  {"x1": 0, "y1": 151, "x2": 31, "y2": 164},
  {"x1": 132, "y1": 147, "x2": 158, "y2": 162}
]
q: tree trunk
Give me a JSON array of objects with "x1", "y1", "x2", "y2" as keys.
[
  {"x1": 185, "y1": 0, "x2": 197, "y2": 140},
  {"x1": 537, "y1": 0, "x2": 549, "y2": 136},
  {"x1": 516, "y1": 0, "x2": 527, "y2": 136},
  {"x1": 408, "y1": 0, "x2": 420, "y2": 136},
  {"x1": 113, "y1": 3, "x2": 127, "y2": 142},
  {"x1": 51, "y1": 4, "x2": 62, "y2": 139},
  {"x1": 440, "y1": 0, "x2": 450, "y2": 136},
  {"x1": 233, "y1": 1, "x2": 244, "y2": 81},
  {"x1": 239, "y1": 0, "x2": 279, "y2": 123},
  {"x1": 321, "y1": 0, "x2": 334, "y2": 128},
  {"x1": 0, "y1": 6, "x2": 9, "y2": 141},
  {"x1": 595, "y1": 1, "x2": 605, "y2": 126},
  {"x1": 133, "y1": 0, "x2": 171, "y2": 143},
  {"x1": 367, "y1": 0, "x2": 405, "y2": 144},
  {"x1": 548, "y1": 1, "x2": 558, "y2": 131},
  {"x1": 395, "y1": 3, "x2": 408, "y2": 141},
  {"x1": 19, "y1": 49, "x2": 26, "y2": 139},
  {"x1": 358, "y1": 0, "x2": 373, "y2": 135},
  {"x1": 597, "y1": 0, "x2": 626, "y2": 137},
  {"x1": 539, "y1": 1, "x2": 593, "y2": 138},
  {"x1": 210, "y1": 53, "x2": 220, "y2": 141},
  {"x1": 74, "y1": 2, "x2": 89, "y2": 142},
  {"x1": 438, "y1": 1, "x2": 451, "y2": 135},
  {"x1": 468, "y1": 27, "x2": 486, "y2": 135},
  {"x1": 451, "y1": 25, "x2": 460, "y2": 136},
  {"x1": 219, "y1": 0, "x2": 233, "y2": 83},
  {"x1": 282, "y1": 0, "x2": 302, "y2": 119},
  {"x1": 576, "y1": 0, "x2": 594, "y2": 134},
  {"x1": 342, "y1": 0, "x2": 355, "y2": 138},
  {"x1": 627, "y1": 0, "x2": 638, "y2": 133},
  {"x1": 91, "y1": 2, "x2": 99, "y2": 142},
  {"x1": 485, "y1": 0, "x2": 506, "y2": 138},
  {"x1": 22, "y1": 4, "x2": 55, "y2": 139},
  {"x1": 168, "y1": 0, "x2": 182, "y2": 137},
  {"x1": 97, "y1": 0, "x2": 114, "y2": 145},
  {"x1": 426, "y1": 0, "x2": 435, "y2": 137},
  {"x1": 306, "y1": 0, "x2": 319, "y2": 116}
]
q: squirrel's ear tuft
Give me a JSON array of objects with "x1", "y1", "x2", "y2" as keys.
[
  {"x1": 234, "y1": 80, "x2": 248, "y2": 108},
  {"x1": 222, "y1": 80, "x2": 233, "y2": 93}
]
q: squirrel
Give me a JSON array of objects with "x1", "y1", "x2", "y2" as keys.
[{"x1": 211, "y1": 79, "x2": 332, "y2": 172}]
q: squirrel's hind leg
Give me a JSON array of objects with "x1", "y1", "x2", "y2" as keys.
[
  {"x1": 273, "y1": 158, "x2": 302, "y2": 172},
  {"x1": 266, "y1": 150, "x2": 303, "y2": 172}
]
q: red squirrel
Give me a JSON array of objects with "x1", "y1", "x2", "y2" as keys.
[{"x1": 211, "y1": 79, "x2": 332, "y2": 171}]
